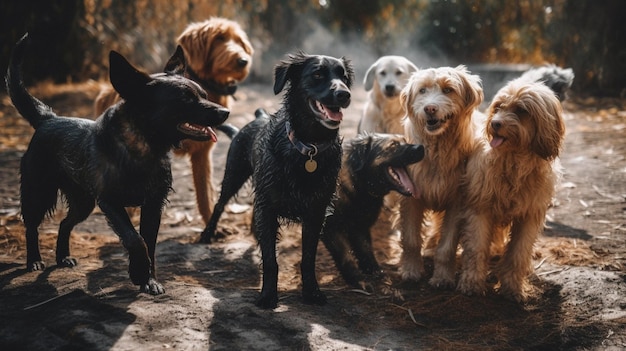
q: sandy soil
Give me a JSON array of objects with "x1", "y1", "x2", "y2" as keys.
[{"x1": 0, "y1": 81, "x2": 625, "y2": 350}]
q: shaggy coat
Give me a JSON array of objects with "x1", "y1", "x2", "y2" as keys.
[
  {"x1": 395, "y1": 65, "x2": 484, "y2": 288},
  {"x1": 457, "y1": 79, "x2": 565, "y2": 302}
]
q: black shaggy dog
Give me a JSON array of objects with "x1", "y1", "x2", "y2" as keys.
[
  {"x1": 6, "y1": 34, "x2": 229, "y2": 294},
  {"x1": 202, "y1": 52, "x2": 354, "y2": 309},
  {"x1": 322, "y1": 133, "x2": 424, "y2": 288}
]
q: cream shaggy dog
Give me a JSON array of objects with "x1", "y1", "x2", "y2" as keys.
[
  {"x1": 457, "y1": 78, "x2": 565, "y2": 302},
  {"x1": 395, "y1": 65, "x2": 483, "y2": 286},
  {"x1": 359, "y1": 56, "x2": 418, "y2": 135}
]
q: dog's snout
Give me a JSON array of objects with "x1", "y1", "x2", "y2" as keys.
[
  {"x1": 335, "y1": 89, "x2": 351, "y2": 105},
  {"x1": 236, "y1": 57, "x2": 249, "y2": 68},
  {"x1": 491, "y1": 120, "x2": 502, "y2": 131},
  {"x1": 385, "y1": 84, "x2": 395, "y2": 94},
  {"x1": 217, "y1": 107, "x2": 230, "y2": 122},
  {"x1": 424, "y1": 104, "x2": 438, "y2": 115}
]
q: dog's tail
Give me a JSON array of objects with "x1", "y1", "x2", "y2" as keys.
[
  {"x1": 5, "y1": 33, "x2": 56, "y2": 129},
  {"x1": 216, "y1": 123, "x2": 239, "y2": 139},
  {"x1": 520, "y1": 65, "x2": 575, "y2": 102},
  {"x1": 254, "y1": 108, "x2": 271, "y2": 119}
]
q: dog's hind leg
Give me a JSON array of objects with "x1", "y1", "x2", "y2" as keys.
[
  {"x1": 301, "y1": 215, "x2": 327, "y2": 305},
  {"x1": 200, "y1": 129, "x2": 254, "y2": 243},
  {"x1": 20, "y1": 163, "x2": 58, "y2": 271},
  {"x1": 56, "y1": 186, "x2": 95, "y2": 267}
]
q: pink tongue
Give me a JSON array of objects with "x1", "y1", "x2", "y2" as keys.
[
  {"x1": 394, "y1": 167, "x2": 417, "y2": 197},
  {"x1": 208, "y1": 127, "x2": 217, "y2": 142},
  {"x1": 490, "y1": 136, "x2": 504, "y2": 148},
  {"x1": 322, "y1": 105, "x2": 343, "y2": 121}
]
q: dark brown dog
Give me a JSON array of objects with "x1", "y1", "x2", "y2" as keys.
[
  {"x1": 321, "y1": 133, "x2": 424, "y2": 288},
  {"x1": 203, "y1": 52, "x2": 354, "y2": 308},
  {"x1": 94, "y1": 17, "x2": 254, "y2": 225},
  {"x1": 6, "y1": 33, "x2": 229, "y2": 294}
]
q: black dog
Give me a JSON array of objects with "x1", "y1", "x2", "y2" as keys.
[
  {"x1": 6, "y1": 33, "x2": 229, "y2": 294},
  {"x1": 321, "y1": 133, "x2": 424, "y2": 288},
  {"x1": 202, "y1": 52, "x2": 354, "y2": 308}
]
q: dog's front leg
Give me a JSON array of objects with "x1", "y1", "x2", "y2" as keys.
[
  {"x1": 139, "y1": 201, "x2": 165, "y2": 295},
  {"x1": 301, "y1": 216, "x2": 327, "y2": 305},
  {"x1": 97, "y1": 200, "x2": 152, "y2": 290},
  {"x1": 254, "y1": 208, "x2": 280, "y2": 309},
  {"x1": 430, "y1": 206, "x2": 463, "y2": 289},
  {"x1": 398, "y1": 197, "x2": 427, "y2": 281}
]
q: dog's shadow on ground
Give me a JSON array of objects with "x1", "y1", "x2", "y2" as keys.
[{"x1": 544, "y1": 220, "x2": 592, "y2": 240}]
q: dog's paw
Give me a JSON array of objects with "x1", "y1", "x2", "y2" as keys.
[
  {"x1": 456, "y1": 277, "x2": 487, "y2": 297},
  {"x1": 255, "y1": 292, "x2": 279, "y2": 309},
  {"x1": 302, "y1": 288, "x2": 327, "y2": 306},
  {"x1": 128, "y1": 253, "x2": 151, "y2": 286},
  {"x1": 140, "y1": 278, "x2": 165, "y2": 295},
  {"x1": 57, "y1": 257, "x2": 78, "y2": 268},
  {"x1": 429, "y1": 275, "x2": 456, "y2": 290},
  {"x1": 28, "y1": 261, "x2": 46, "y2": 272}
]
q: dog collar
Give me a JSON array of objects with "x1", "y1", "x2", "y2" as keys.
[
  {"x1": 185, "y1": 67, "x2": 238, "y2": 97},
  {"x1": 286, "y1": 121, "x2": 334, "y2": 173}
]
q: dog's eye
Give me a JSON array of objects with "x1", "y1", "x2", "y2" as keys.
[
  {"x1": 313, "y1": 71, "x2": 324, "y2": 80},
  {"x1": 515, "y1": 106, "x2": 527, "y2": 115},
  {"x1": 442, "y1": 87, "x2": 453, "y2": 94},
  {"x1": 419, "y1": 88, "x2": 426, "y2": 94},
  {"x1": 380, "y1": 70, "x2": 386, "y2": 77}
]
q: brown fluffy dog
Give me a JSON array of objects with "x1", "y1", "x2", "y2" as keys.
[
  {"x1": 395, "y1": 66, "x2": 483, "y2": 286},
  {"x1": 457, "y1": 79, "x2": 565, "y2": 302},
  {"x1": 358, "y1": 56, "x2": 418, "y2": 135},
  {"x1": 94, "y1": 17, "x2": 253, "y2": 224}
]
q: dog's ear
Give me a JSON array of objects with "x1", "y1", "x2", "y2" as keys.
[
  {"x1": 363, "y1": 62, "x2": 377, "y2": 91},
  {"x1": 163, "y1": 45, "x2": 187, "y2": 75},
  {"x1": 529, "y1": 88, "x2": 565, "y2": 160},
  {"x1": 348, "y1": 134, "x2": 374, "y2": 172},
  {"x1": 342, "y1": 56, "x2": 355, "y2": 88},
  {"x1": 455, "y1": 65, "x2": 484, "y2": 111},
  {"x1": 109, "y1": 51, "x2": 152, "y2": 101},
  {"x1": 273, "y1": 51, "x2": 308, "y2": 95}
]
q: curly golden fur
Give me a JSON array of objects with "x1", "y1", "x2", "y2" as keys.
[
  {"x1": 94, "y1": 17, "x2": 253, "y2": 225},
  {"x1": 457, "y1": 78, "x2": 565, "y2": 302},
  {"x1": 395, "y1": 65, "x2": 483, "y2": 286}
]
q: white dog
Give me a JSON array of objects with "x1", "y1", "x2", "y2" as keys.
[{"x1": 359, "y1": 56, "x2": 418, "y2": 135}]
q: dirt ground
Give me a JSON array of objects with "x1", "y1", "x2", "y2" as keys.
[{"x1": 0, "y1": 80, "x2": 625, "y2": 351}]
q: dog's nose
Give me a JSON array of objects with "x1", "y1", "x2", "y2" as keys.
[
  {"x1": 491, "y1": 120, "x2": 502, "y2": 131},
  {"x1": 335, "y1": 90, "x2": 351, "y2": 105},
  {"x1": 217, "y1": 107, "x2": 230, "y2": 123},
  {"x1": 424, "y1": 104, "x2": 438, "y2": 115},
  {"x1": 385, "y1": 85, "x2": 395, "y2": 94},
  {"x1": 236, "y1": 57, "x2": 249, "y2": 68}
]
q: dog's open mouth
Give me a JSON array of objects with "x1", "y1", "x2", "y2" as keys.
[
  {"x1": 425, "y1": 114, "x2": 451, "y2": 132},
  {"x1": 177, "y1": 122, "x2": 218, "y2": 142},
  {"x1": 490, "y1": 134, "x2": 505, "y2": 148},
  {"x1": 309, "y1": 99, "x2": 343, "y2": 129},
  {"x1": 387, "y1": 166, "x2": 418, "y2": 197}
]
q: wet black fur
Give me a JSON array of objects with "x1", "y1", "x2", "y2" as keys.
[
  {"x1": 202, "y1": 52, "x2": 354, "y2": 308},
  {"x1": 322, "y1": 133, "x2": 424, "y2": 287},
  {"x1": 6, "y1": 33, "x2": 229, "y2": 294}
]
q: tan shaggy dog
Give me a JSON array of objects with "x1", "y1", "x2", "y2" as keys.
[
  {"x1": 457, "y1": 78, "x2": 565, "y2": 302},
  {"x1": 358, "y1": 55, "x2": 418, "y2": 135},
  {"x1": 395, "y1": 66, "x2": 483, "y2": 287},
  {"x1": 95, "y1": 17, "x2": 254, "y2": 225}
]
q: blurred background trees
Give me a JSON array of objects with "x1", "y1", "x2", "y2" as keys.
[{"x1": 2, "y1": 0, "x2": 624, "y2": 96}]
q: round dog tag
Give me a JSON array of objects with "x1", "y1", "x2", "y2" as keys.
[{"x1": 305, "y1": 159, "x2": 318, "y2": 173}]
